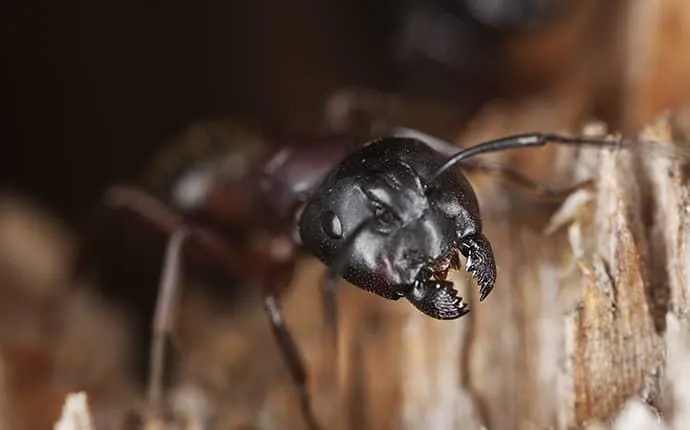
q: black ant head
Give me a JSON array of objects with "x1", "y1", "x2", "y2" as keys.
[{"x1": 298, "y1": 137, "x2": 496, "y2": 320}]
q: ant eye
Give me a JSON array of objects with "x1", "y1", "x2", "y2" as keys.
[
  {"x1": 320, "y1": 210, "x2": 343, "y2": 239},
  {"x1": 375, "y1": 206, "x2": 396, "y2": 226}
]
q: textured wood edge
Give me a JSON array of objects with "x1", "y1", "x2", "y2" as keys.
[{"x1": 375, "y1": 113, "x2": 690, "y2": 430}]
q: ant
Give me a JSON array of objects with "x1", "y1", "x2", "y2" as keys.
[{"x1": 84, "y1": 95, "x2": 632, "y2": 429}]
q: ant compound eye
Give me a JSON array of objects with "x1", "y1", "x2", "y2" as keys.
[
  {"x1": 320, "y1": 210, "x2": 343, "y2": 239},
  {"x1": 362, "y1": 187, "x2": 398, "y2": 229},
  {"x1": 375, "y1": 205, "x2": 396, "y2": 226}
]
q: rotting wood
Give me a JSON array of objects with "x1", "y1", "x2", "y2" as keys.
[
  {"x1": 305, "y1": 110, "x2": 690, "y2": 430},
  {"x1": 12, "y1": 0, "x2": 687, "y2": 428}
]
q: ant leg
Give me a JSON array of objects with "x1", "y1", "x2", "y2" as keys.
[
  {"x1": 102, "y1": 185, "x2": 262, "y2": 279},
  {"x1": 461, "y1": 160, "x2": 594, "y2": 200},
  {"x1": 95, "y1": 186, "x2": 332, "y2": 427},
  {"x1": 263, "y1": 293, "x2": 320, "y2": 430},
  {"x1": 318, "y1": 266, "x2": 340, "y2": 402},
  {"x1": 147, "y1": 227, "x2": 190, "y2": 420},
  {"x1": 318, "y1": 218, "x2": 377, "y2": 353},
  {"x1": 320, "y1": 276, "x2": 339, "y2": 353},
  {"x1": 314, "y1": 218, "x2": 379, "y2": 409}
]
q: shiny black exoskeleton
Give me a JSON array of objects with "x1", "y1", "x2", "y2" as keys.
[
  {"x1": 299, "y1": 137, "x2": 495, "y2": 319},
  {"x1": 86, "y1": 117, "x2": 623, "y2": 429}
]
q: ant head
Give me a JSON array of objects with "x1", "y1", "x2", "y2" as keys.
[{"x1": 298, "y1": 137, "x2": 496, "y2": 320}]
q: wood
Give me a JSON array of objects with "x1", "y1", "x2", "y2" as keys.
[
  {"x1": 292, "y1": 0, "x2": 690, "y2": 428},
  {"x1": 137, "y1": 0, "x2": 690, "y2": 428},
  {"x1": 1, "y1": 1, "x2": 690, "y2": 429}
]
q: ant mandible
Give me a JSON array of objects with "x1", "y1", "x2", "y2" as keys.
[{"x1": 90, "y1": 99, "x2": 626, "y2": 429}]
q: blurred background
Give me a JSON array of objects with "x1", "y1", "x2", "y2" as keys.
[
  {"x1": 2, "y1": 0, "x2": 629, "y2": 225},
  {"x1": 1, "y1": 0, "x2": 690, "y2": 429}
]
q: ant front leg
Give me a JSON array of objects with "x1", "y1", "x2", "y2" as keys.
[
  {"x1": 261, "y1": 263, "x2": 321, "y2": 430},
  {"x1": 146, "y1": 232, "x2": 321, "y2": 429},
  {"x1": 316, "y1": 261, "x2": 341, "y2": 415},
  {"x1": 95, "y1": 186, "x2": 317, "y2": 424},
  {"x1": 320, "y1": 271, "x2": 339, "y2": 354}
]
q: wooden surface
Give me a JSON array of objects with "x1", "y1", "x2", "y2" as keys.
[{"x1": 1, "y1": 1, "x2": 690, "y2": 429}]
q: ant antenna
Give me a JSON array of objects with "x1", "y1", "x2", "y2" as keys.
[{"x1": 430, "y1": 132, "x2": 624, "y2": 182}]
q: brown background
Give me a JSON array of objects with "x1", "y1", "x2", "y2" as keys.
[{"x1": 2, "y1": 0, "x2": 690, "y2": 429}]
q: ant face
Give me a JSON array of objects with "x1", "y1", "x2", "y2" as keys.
[{"x1": 299, "y1": 137, "x2": 496, "y2": 319}]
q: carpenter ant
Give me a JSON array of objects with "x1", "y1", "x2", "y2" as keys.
[{"x1": 89, "y1": 116, "x2": 637, "y2": 429}]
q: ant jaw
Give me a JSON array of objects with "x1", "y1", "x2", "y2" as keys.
[
  {"x1": 418, "y1": 232, "x2": 496, "y2": 313},
  {"x1": 460, "y1": 233, "x2": 497, "y2": 302},
  {"x1": 406, "y1": 273, "x2": 469, "y2": 320}
]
